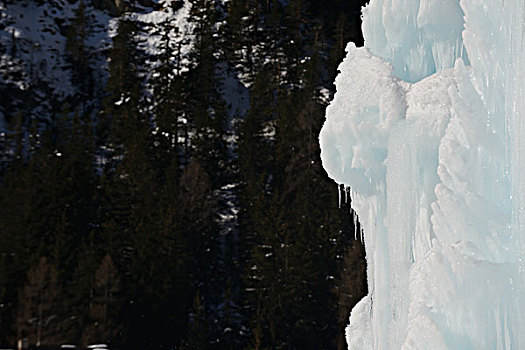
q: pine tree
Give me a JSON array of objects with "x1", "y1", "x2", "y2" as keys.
[
  {"x1": 185, "y1": 290, "x2": 209, "y2": 349},
  {"x1": 178, "y1": 159, "x2": 215, "y2": 286},
  {"x1": 97, "y1": 16, "x2": 160, "y2": 348},
  {"x1": 149, "y1": 19, "x2": 187, "y2": 177},
  {"x1": 82, "y1": 254, "x2": 122, "y2": 346},
  {"x1": 46, "y1": 111, "x2": 98, "y2": 285},
  {"x1": 60, "y1": 245, "x2": 97, "y2": 344},
  {"x1": 224, "y1": 0, "x2": 260, "y2": 86},
  {"x1": 244, "y1": 193, "x2": 293, "y2": 348},
  {"x1": 65, "y1": 0, "x2": 95, "y2": 105},
  {"x1": 0, "y1": 118, "x2": 40, "y2": 344},
  {"x1": 100, "y1": 18, "x2": 145, "y2": 153},
  {"x1": 237, "y1": 67, "x2": 275, "y2": 200},
  {"x1": 16, "y1": 257, "x2": 61, "y2": 347},
  {"x1": 187, "y1": 0, "x2": 228, "y2": 186}
]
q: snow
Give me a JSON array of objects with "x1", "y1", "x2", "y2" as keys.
[
  {"x1": 0, "y1": 0, "x2": 112, "y2": 99},
  {"x1": 0, "y1": 0, "x2": 192, "y2": 123},
  {"x1": 319, "y1": 0, "x2": 525, "y2": 348},
  {"x1": 131, "y1": 0, "x2": 193, "y2": 61}
]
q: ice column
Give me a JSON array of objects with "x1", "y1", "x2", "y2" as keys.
[{"x1": 320, "y1": 0, "x2": 525, "y2": 348}]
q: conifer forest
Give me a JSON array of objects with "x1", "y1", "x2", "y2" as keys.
[{"x1": 0, "y1": 0, "x2": 368, "y2": 348}]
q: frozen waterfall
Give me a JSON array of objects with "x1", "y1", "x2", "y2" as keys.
[{"x1": 319, "y1": 0, "x2": 525, "y2": 348}]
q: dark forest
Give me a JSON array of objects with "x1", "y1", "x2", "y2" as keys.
[{"x1": 0, "y1": 0, "x2": 368, "y2": 348}]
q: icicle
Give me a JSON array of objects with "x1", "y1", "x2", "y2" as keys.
[{"x1": 338, "y1": 183, "x2": 343, "y2": 208}]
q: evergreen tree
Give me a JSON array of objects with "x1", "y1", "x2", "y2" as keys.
[
  {"x1": 97, "y1": 16, "x2": 159, "y2": 348},
  {"x1": 187, "y1": 0, "x2": 228, "y2": 186},
  {"x1": 149, "y1": 19, "x2": 187, "y2": 176},
  {"x1": 82, "y1": 254, "x2": 122, "y2": 346},
  {"x1": 224, "y1": 0, "x2": 260, "y2": 86},
  {"x1": 185, "y1": 290, "x2": 209, "y2": 349},
  {"x1": 16, "y1": 257, "x2": 61, "y2": 347},
  {"x1": 244, "y1": 193, "x2": 293, "y2": 348},
  {"x1": 65, "y1": 0, "x2": 95, "y2": 105},
  {"x1": 100, "y1": 18, "x2": 145, "y2": 153},
  {"x1": 0, "y1": 121, "x2": 41, "y2": 344}
]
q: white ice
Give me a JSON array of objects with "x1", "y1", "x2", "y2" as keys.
[{"x1": 319, "y1": 0, "x2": 525, "y2": 348}]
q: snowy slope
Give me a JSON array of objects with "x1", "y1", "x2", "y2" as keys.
[
  {"x1": 0, "y1": 0, "x2": 111, "y2": 98},
  {"x1": 0, "y1": 0, "x2": 191, "y2": 122},
  {"x1": 320, "y1": 0, "x2": 525, "y2": 348}
]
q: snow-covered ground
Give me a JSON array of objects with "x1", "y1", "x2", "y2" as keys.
[
  {"x1": 0, "y1": 0, "x2": 193, "y2": 122},
  {"x1": 320, "y1": 0, "x2": 525, "y2": 348},
  {"x1": 0, "y1": 0, "x2": 112, "y2": 98}
]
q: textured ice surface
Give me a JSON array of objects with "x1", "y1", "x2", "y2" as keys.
[{"x1": 320, "y1": 0, "x2": 525, "y2": 348}]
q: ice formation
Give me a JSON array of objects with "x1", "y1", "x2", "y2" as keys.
[{"x1": 319, "y1": 0, "x2": 525, "y2": 348}]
